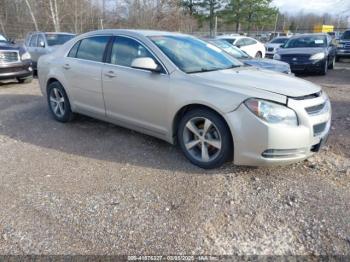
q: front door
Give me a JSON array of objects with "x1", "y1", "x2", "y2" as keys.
[{"x1": 102, "y1": 35, "x2": 170, "y2": 135}]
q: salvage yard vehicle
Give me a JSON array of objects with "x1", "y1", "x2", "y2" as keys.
[
  {"x1": 0, "y1": 34, "x2": 33, "y2": 83},
  {"x1": 265, "y1": 37, "x2": 290, "y2": 58},
  {"x1": 216, "y1": 35, "x2": 266, "y2": 58},
  {"x1": 207, "y1": 39, "x2": 291, "y2": 74},
  {"x1": 336, "y1": 29, "x2": 350, "y2": 61},
  {"x1": 38, "y1": 30, "x2": 331, "y2": 169},
  {"x1": 25, "y1": 32, "x2": 75, "y2": 70},
  {"x1": 273, "y1": 33, "x2": 336, "y2": 75}
]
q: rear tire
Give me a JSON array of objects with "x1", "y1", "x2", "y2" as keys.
[
  {"x1": 255, "y1": 51, "x2": 262, "y2": 58},
  {"x1": 177, "y1": 108, "x2": 233, "y2": 169},
  {"x1": 47, "y1": 81, "x2": 74, "y2": 123}
]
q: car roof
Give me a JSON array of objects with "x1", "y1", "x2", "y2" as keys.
[
  {"x1": 217, "y1": 35, "x2": 246, "y2": 39},
  {"x1": 80, "y1": 29, "x2": 187, "y2": 38},
  {"x1": 291, "y1": 33, "x2": 327, "y2": 38}
]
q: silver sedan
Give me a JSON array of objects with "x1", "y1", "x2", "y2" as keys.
[{"x1": 38, "y1": 30, "x2": 331, "y2": 169}]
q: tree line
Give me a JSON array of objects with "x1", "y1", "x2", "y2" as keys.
[{"x1": 0, "y1": 0, "x2": 348, "y2": 39}]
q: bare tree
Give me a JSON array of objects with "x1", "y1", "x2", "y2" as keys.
[{"x1": 24, "y1": 0, "x2": 39, "y2": 31}]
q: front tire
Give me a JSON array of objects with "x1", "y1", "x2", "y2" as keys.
[
  {"x1": 177, "y1": 108, "x2": 233, "y2": 169},
  {"x1": 17, "y1": 76, "x2": 33, "y2": 84},
  {"x1": 320, "y1": 59, "x2": 328, "y2": 75},
  {"x1": 47, "y1": 81, "x2": 74, "y2": 122}
]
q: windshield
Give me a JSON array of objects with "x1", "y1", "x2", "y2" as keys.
[
  {"x1": 271, "y1": 38, "x2": 288, "y2": 44},
  {"x1": 149, "y1": 35, "x2": 242, "y2": 74},
  {"x1": 209, "y1": 40, "x2": 250, "y2": 59},
  {"x1": 284, "y1": 35, "x2": 326, "y2": 48},
  {"x1": 341, "y1": 31, "x2": 350, "y2": 40},
  {"x1": 0, "y1": 34, "x2": 7, "y2": 42},
  {"x1": 45, "y1": 34, "x2": 75, "y2": 46}
]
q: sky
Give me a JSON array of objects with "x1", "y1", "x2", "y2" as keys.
[{"x1": 272, "y1": 0, "x2": 350, "y2": 16}]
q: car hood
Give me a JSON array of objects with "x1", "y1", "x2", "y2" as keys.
[
  {"x1": 242, "y1": 58, "x2": 290, "y2": 73},
  {"x1": 191, "y1": 67, "x2": 320, "y2": 97},
  {"x1": 0, "y1": 42, "x2": 21, "y2": 51},
  {"x1": 277, "y1": 47, "x2": 325, "y2": 55},
  {"x1": 266, "y1": 43, "x2": 283, "y2": 48}
]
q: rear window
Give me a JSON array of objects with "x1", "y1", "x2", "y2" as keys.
[
  {"x1": 221, "y1": 38, "x2": 235, "y2": 44},
  {"x1": 45, "y1": 34, "x2": 75, "y2": 46}
]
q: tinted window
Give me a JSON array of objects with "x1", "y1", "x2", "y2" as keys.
[
  {"x1": 235, "y1": 39, "x2": 246, "y2": 46},
  {"x1": 222, "y1": 38, "x2": 235, "y2": 44},
  {"x1": 45, "y1": 34, "x2": 75, "y2": 46},
  {"x1": 37, "y1": 34, "x2": 45, "y2": 47},
  {"x1": 76, "y1": 36, "x2": 110, "y2": 62},
  {"x1": 341, "y1": 31, "x2": 350, "y2": 40},
  {"x1": 150, "y1": 35, "x2": 242, "y2": 74},
  {"x1": 29, "y1": 34, "x2": 38, "y2": 47},
  {"x1": 110, "y1": 36, "x2": 156, "y2": 68},
  {"x1": 68, "y1": 41, "x2": 80, "y2": 58},
  {"x1": 245, "y1": 38, "x2": 257, "y2": 45}
]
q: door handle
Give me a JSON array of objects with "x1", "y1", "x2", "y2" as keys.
[
  {"x1": 63, "y1": 64, "x2": 71, "y2": 70},
  {"x1": 105, "y1": 71, "x2": 117, "y2": 78}
]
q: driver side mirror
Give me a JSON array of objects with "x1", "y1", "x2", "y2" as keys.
[
  {"x1": 131, "y1": 57, "x2": 161, "y2": 73},
  {"x1": 39, "y1": 41, "x2": 45, "y2": 48}
]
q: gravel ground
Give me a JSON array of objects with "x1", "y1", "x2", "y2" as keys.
[{"x1": 0, "y1": 64, "x2": 349, "y2": 255}]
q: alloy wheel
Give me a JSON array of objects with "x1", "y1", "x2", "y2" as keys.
[
  {"x1": 182, "y1": 117, "x2": 222, "y2": 162},
  {"x1": 49, "y1": 87, "x2": 65, "y2": 118}
]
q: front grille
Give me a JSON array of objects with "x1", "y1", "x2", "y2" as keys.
[
  {"x1": 305, "y1": 102, "x2": 326, "y2": 115},
  {"x1": 313, "y1": 122, "x2": 327, "y2": 136},
  {"x1": 344, "y1": 43, "x2": 350, "y2": 49},
  {"x1": 0, "y1": 51, "x2": 19, "y2": 63},
  {"x1": 267, "y1": 47, "x2": 274, "y2": 52},
  {"x1": 281, "y1": 54, "x2": 311, "y2": 62}
]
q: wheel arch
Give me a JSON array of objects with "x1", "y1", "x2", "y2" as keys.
[{"x1": 172, "y1": 104, "x2": 234, "y2": 147}]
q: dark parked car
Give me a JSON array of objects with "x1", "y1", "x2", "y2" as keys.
[
  {"x1": 207, "y1": 39, "x2": 291, "y2": 74},
  {"x1": 0, "y1": 34, "x2": 33, "y2": 83},
  {"x1": 25, "y1": 32, "x2": 75, "y2": 70},
  {"x1": 273, "y1": 33, "x2": 336, "y2": 75},
  {"x1": 336, "y1": 29, "x2": 350, "y2": 61}
]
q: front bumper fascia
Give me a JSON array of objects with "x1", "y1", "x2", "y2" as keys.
[{"x1": 225, "y1": 93, "x2": 331, "y2": 166}]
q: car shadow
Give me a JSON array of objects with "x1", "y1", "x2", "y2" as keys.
[{"x1": 0, "y1": 93, "x2": 257, "y2": 175}]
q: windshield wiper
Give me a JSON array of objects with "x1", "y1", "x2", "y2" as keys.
[{"x1": 188, "y1": 65, "x2": 240, "y2": 74}]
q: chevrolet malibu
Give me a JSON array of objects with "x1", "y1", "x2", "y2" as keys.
[{"x1": 38, "y1": 30, "x2": 331, "y2": 169}]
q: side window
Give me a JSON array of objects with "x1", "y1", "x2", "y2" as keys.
[
  {"x1": 245, "y1": 38, "x2": 257, "y2": 45},
  {"x1": 110, "y1": 36, "x2": 163, "y2": 72},
  {"x1": 236, "y1": 39, "x2": 246, "y2": 47},
  {"x1": 29, "y1": 34, "x2": 38, "y2": 47},
  {"x1": 223, "y1": 38, "x2": 235, "y2": 45},
  {"x1": 68, "y1": 41, "x2": 81, "y2": 58},
  {"x1": 37, "y1": 34, "x2": 45, "y2": 48},
  {"x1": 76, "y1": 36, "x2": 110, "y2": 62}
]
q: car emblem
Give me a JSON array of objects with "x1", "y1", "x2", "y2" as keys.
[{"x1": 292, "y1": 57, "x2": 297, "y2": 61}]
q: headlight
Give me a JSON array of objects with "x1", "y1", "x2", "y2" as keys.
[
  {"x1": 310, "y1": 52, "x2": 325, "y2": 60},
  {"x1": 337, "y1": 43, "x2": 344, "y2": 48},
  {"x1": 273, "y1": 53, "x2": 281, "y2": 60},
  {"x1": 21, "y1": 52, "x2": 31, "y2": 60},
  {"x1": 244, "y1": 98, "x2": 298, "y2": 126}
]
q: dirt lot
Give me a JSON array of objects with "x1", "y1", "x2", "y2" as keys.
[{"x1": 0, "y1": 64, "x2": 349, "y2": 255}]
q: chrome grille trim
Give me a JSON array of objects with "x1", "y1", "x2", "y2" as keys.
[{"x1": 0, "y1": 51, "x2": 20, "y2": 64}]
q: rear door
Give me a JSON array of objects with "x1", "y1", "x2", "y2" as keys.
[{"x1": 63, "y1": 35, "x2": 111, "y2": 117}]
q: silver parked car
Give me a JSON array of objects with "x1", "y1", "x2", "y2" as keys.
[
  {"x1": 25, "y1": 32, "x2": 75, "y2": 70},
  {"x1": 38, "y1": 30, "x2": 331, "y2": 169}
]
